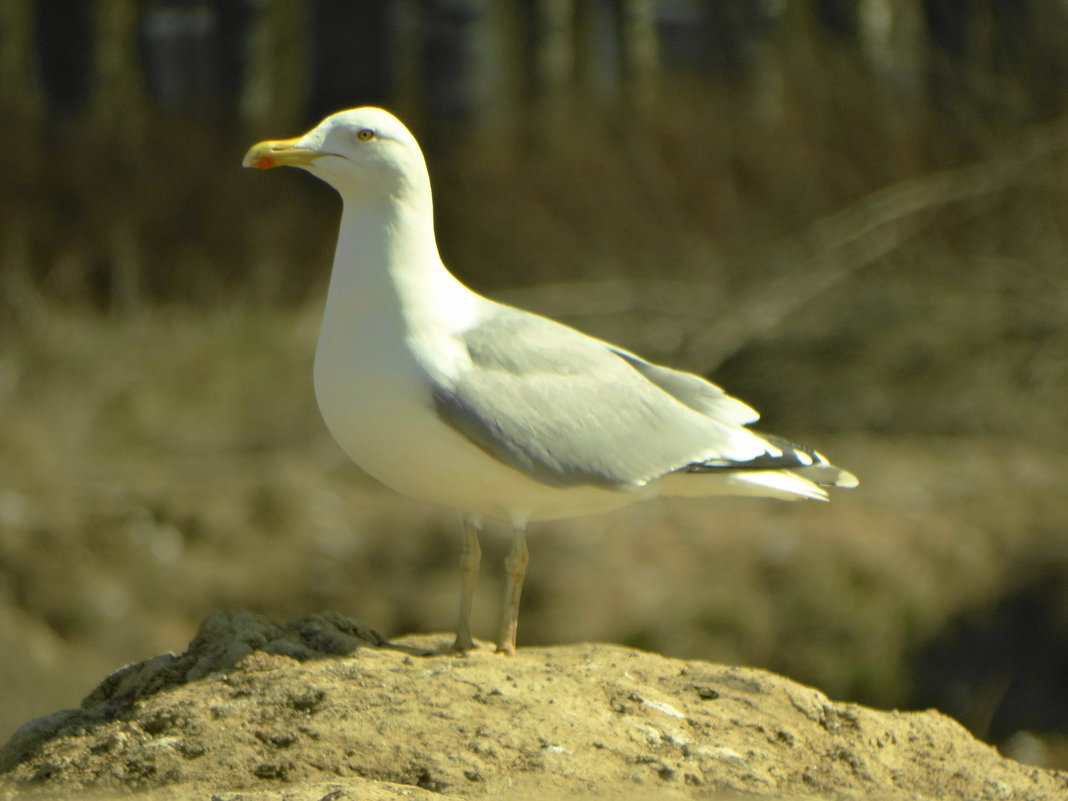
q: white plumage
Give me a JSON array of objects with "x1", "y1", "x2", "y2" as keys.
[{"x1": 244, "y1": 107, "x2": 857, "y2": 654}]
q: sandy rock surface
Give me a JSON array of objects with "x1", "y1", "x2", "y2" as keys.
[{"x1": 1, "y1": 610, "x2": 1065, "y2": 801}]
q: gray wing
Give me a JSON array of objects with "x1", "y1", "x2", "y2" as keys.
[
  {"x1": 430, "y1": 305, "x2": 772, "y2": 490},
  {"x1": 606, "y1": 347, "x2": 759, "y2": 425}
]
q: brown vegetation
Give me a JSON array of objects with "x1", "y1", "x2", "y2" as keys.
[{"x1": 3, "y1": 0, "x2": 1068, "y2": 778}]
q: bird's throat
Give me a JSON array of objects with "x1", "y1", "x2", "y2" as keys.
[{"x1": 322, "y1": 197, "x2": 479, "y2": 356}]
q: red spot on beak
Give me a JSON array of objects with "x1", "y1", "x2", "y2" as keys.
[{"x1": 250, "y1": 155, "x2": 276, "y2": 170}]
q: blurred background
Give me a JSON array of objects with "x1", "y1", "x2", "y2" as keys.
[{"x1": 2, "y1": 0, "x2": 1068, "y2": 770}]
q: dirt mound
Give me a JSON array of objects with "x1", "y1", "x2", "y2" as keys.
[{"x1": 1, "y1": 610, "x2": 1064, "y2": 801}]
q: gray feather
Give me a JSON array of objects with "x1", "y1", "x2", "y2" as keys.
[{"x1": 431, "y1": 305, "x2": 768, "y2": 489}]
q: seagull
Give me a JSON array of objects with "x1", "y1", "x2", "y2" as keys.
[{"x1": 243, "y1": 107, "x2": 857, "y2": 655}]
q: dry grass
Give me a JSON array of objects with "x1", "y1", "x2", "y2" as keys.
[
  {"x1": 1, "y1": 308, "x2": 1067, "y2": 768},
  {"x1": 3, "y1": 24, "x2": 1068, "y2": 767}
]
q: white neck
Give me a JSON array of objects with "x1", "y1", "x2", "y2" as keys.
[{"x1": 321, "y1": 183, "x2": 477, "y2": 343}]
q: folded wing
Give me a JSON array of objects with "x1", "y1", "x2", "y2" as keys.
[{"x1": 431, "y1": 305, "x2": 779, "y2": 490}]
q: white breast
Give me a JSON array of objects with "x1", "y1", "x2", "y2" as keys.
[
  {"x1": 312, "y1": 193, "x2": 652, "y2": 523},
  {"x1": 313, "y1": 309, "x2": 646, "y2": 523}
]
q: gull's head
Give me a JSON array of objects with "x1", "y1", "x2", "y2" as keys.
[{"x1": 242, "y1": 107, "x2": 427, "y2": 198}]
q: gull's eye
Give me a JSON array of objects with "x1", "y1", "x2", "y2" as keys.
[{"x1": 355, "y1": 128, "x2": 376, "y2": 142}]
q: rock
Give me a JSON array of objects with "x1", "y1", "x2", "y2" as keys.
[{"x1": 1, "y1": 610, "x2": 1065, "y2": 800}]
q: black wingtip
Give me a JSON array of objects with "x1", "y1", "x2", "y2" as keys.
[{"x1": 680, "y1": 432, "x2": 857, "y2": 489}]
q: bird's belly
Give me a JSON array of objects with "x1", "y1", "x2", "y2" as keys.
[{"x1": 313, "y1": 332, "x2": 641, "y2": 523}]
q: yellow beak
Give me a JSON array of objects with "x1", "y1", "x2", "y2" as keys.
[{"x1": 242, "y1": 136, "x2": 322, "y2": 170}]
